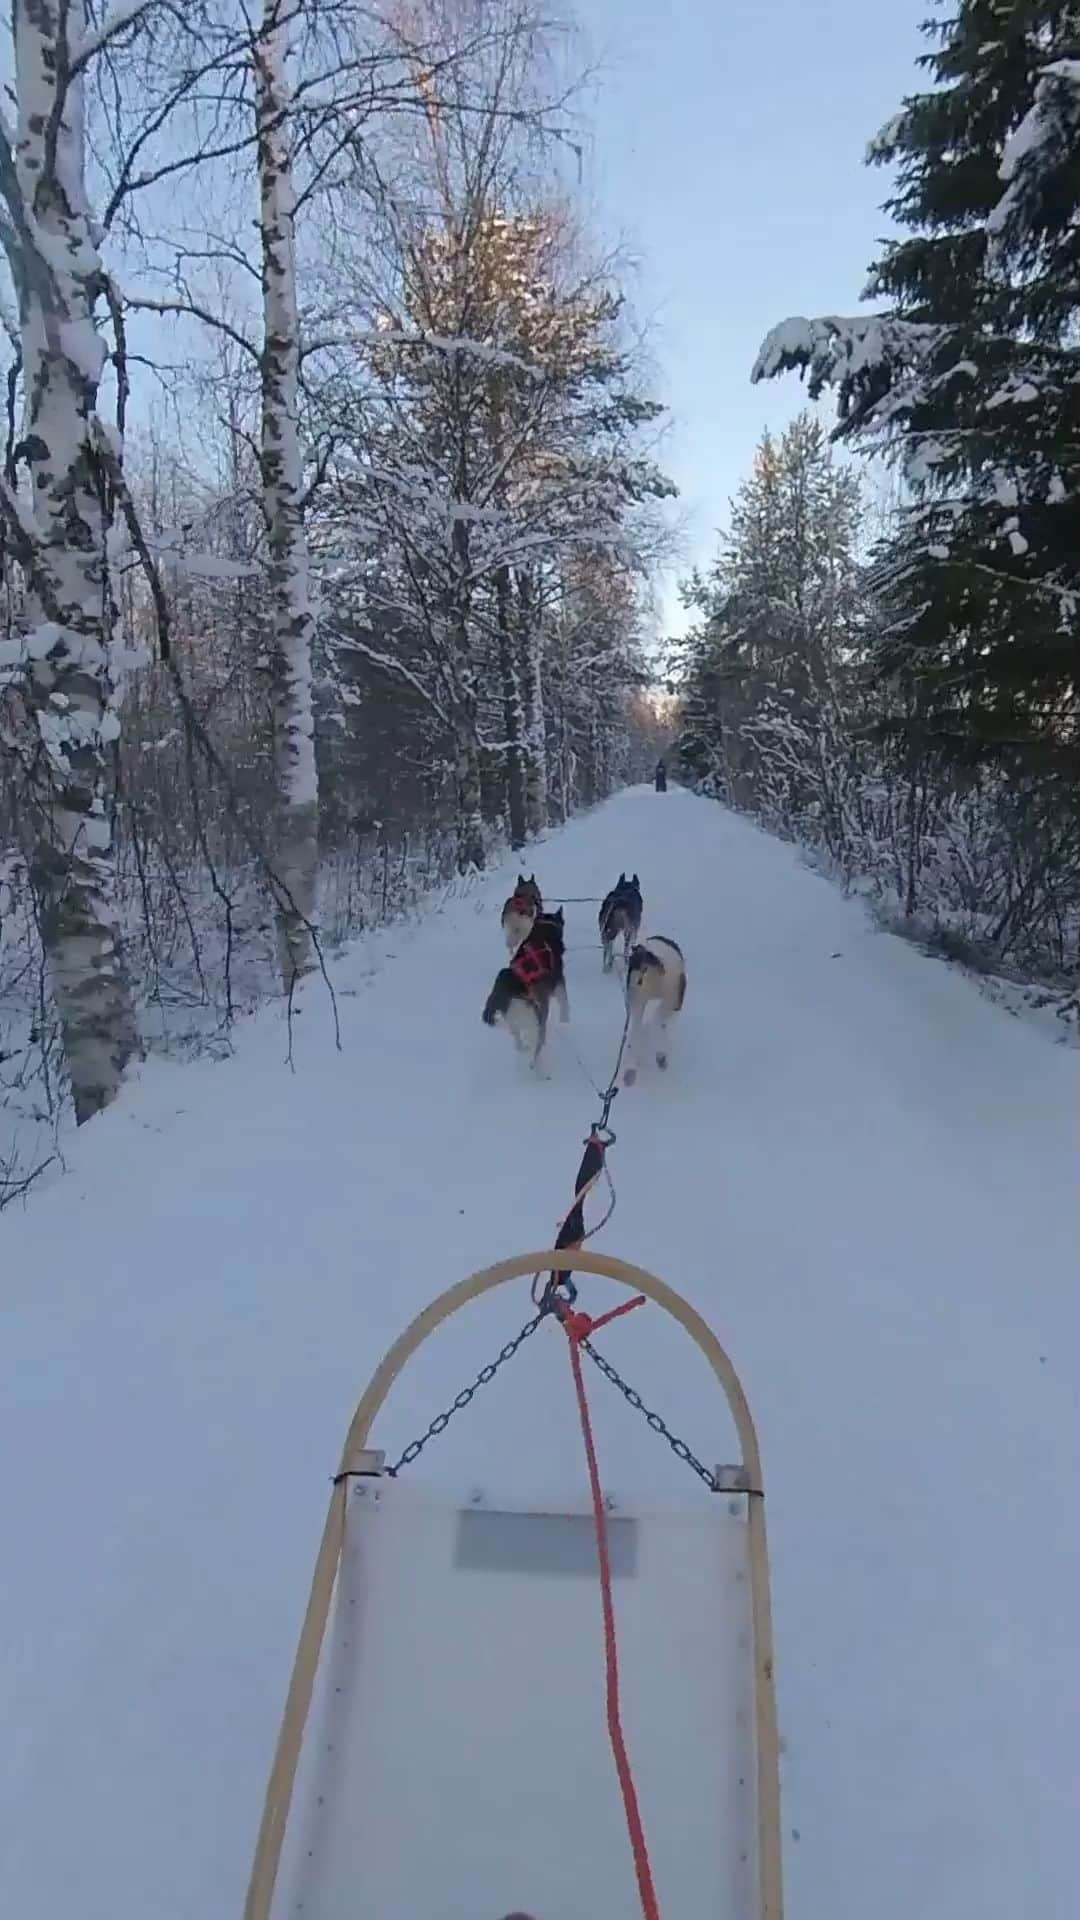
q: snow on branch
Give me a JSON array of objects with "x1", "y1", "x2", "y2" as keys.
[
  {"x1": 989, "y1": 59, "x2": 1080, "y2": 251},
  {"x1": 70, "y1": 0, "x2": 155, "y2": 73},
  {"x1": 358, "y1": 329, "x2": 543, "y2": 380},
  {"x1": 865, "y1": 109, "x2": 907, "y2": 165},
  {"x1": 751, "y1": 313, "x2": 940, "y2": 395},
  {"x1": 137, "y1": 538, "x2": 263, "y2": 582},
  {"x1": 327, "y1": 625, "x2": 451, "y2": 731},
  {"x1": 117, "y1": 289, "x2": 260, "y2": 362}
]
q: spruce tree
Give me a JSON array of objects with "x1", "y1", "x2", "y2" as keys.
[
  {"x1": 754, "y1": 0, "x2": 1080, "y2": 779},
  {"x1": 674, "y1": 413, "x2": 864, "y2": 809}
]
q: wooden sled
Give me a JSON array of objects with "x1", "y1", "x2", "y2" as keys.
[{"x1": 244, "y1": 1250, "x2": 784, "y2": 1920}]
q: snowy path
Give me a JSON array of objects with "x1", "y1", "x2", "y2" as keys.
[{"x1": 2, "y1": 785, "x2": 1079, "y2": 1920}]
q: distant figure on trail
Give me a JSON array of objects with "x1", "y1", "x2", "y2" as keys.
[{"x1": 655, "y1": 758, "x2": 668, "y2": 792}]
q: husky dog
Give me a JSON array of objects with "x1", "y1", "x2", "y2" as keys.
[
  {"x1": 483, "y1": 909, "x2": 569, "y2": 1067},
  {"x1": 598, "y1": 873, "x2": 643, "y2": 973},
  {"x1": 623, "y1": 936, "x2": 686, "y2": 1084},
  {"x1": 500, "y1": 873, "x2": 542, "y2": 952}
]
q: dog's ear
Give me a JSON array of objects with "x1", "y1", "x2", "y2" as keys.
[
  {"x1": 618, "y1": 871, "x2": 625, "y2": 885},
  {"x1": 632, "y1": 872, "x2": 639, "y2": 886},
  {"x1": 530, "y1": 873, "x2": 537, "y2": 886},
  {"x1": 554, "y1": 906, "x2": 564, "y2": 924},
  {"x1": 517, "y1": 873, "x2": 526, "y2": 888}
]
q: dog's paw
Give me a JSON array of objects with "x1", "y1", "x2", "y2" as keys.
[{"x1": 656, "y1": 1051, "x2": 668, "y2": 1070}]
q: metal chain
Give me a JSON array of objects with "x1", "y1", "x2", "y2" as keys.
[
  {"x1": 385, "y1": 1287, "x2": 717, "y2": 1493},
  {"x1": 580, "y1": 1335, "x2": 719, "y2": 1491},
  {"x1": 385, "y1": 1312, "x2": 545, "y2": 1476}
]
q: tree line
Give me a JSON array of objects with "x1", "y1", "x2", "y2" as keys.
[
  {"x1": 0, "y1": 0, "x2": 672, "y2": 1177},
  {"x1": 675, "y1": 1, "x2": 1080, "y2": 1018}
]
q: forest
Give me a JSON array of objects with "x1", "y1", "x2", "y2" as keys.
[
  {"x1": 675, "y1": 2, "x2": 1080, "y2": 1030},
  {"x1": 0, "y1": 0, "x2": 671, "y2": 1195}
]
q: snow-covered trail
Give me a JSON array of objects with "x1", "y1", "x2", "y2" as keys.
[{"x1": 2, "y1": 785, "x2": 1079, "y2": 1920}]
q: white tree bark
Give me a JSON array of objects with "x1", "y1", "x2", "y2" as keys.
[
  {"x1": 254, "y1": 0, "x2": 319, "y2": 989},
  {"x1": 4, "y1": 0, "x2": 138, "y2": 1122},
  {"x1": 519, "y1": 575, "x2": 548, "y2": 834},
  {"x1": 496, "y1": 566, "x2": 527, "y2": 847}
]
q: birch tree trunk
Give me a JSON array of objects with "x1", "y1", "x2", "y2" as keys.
[
  {"x1": 517, "y1": 571, "x2": 548, "y2": 834},
  {"x1": 254, "y1": 0, "x2": 319, "y2": 989},
  {"x1": 449, "y1": 508, "x2": 484, "y2": 871},
  {"x1": 496, "y1": 566, "x2": 527, "y2": 847},
  {"x1": 7, "y1": 0, "x2": 138, "y2": 1122}
]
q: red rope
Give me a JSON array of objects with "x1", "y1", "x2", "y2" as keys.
[{"x1": 561, "y1": 1302, "x2": 661, "y2": 1920}]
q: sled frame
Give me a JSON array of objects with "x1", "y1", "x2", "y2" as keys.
[{"x1": 243, "y1": 1249, "x2": 784, "y2": 1920}]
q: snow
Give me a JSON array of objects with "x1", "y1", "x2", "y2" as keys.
[
  {"x1": 865, "y1": 109, "x2": 906, "y2": 163},
  {"x1": 2, "y1": 787, "x2": 1079, "y2": 1920},
  {"x1": 988, "y1": 377, "x2": 1040, "y2": 409},
  {"x1": 906, "y1": 435, "x2": 946, "y2": 483},
  {"x1": 69, "y1": 0, "x2": 153, "y2": 69},
  {"x1": 358, "y1": 329, "x2": 542, "y2": 378},
  {"x1": 991, "y1": 59, "x2": 1080, "y2": 242},
  {"x1": 751, "y1": 313, "x2": 938, "y2": 390}
]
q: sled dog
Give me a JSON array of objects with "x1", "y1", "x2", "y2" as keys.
[
  {"x1": 500, "y1": 873, "x2": 542, "y2": 952},
  {"x1": 624, "y1": 936, "x2": 686, "y2": 1084},
  {"x1": 598, "y1": 872, "x2": 643, "y2": 973},
  {"x1": 483, "y1": 909, "x2": 569, "y2": 1067}
]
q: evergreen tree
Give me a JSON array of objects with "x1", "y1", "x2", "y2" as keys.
[
  {"x1": 754, "y1": 1, "x2": 1080, "y2": 780},
  {"x1": 674, "y1": 414, "x2": 865, "y2": 817}
]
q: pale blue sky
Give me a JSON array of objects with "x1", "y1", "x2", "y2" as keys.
[{"x1": 575, "y1": 0, "x2": 928, "y2": 633}]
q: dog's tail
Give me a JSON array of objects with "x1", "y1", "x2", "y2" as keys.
[{"x1": 483, "y1": 968, "x2": 518, "y2": 1026}]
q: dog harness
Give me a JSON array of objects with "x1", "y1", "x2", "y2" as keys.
[
  {"x1": 510, "y1": 938, "x2": 551, "y2": 987},
  {"x1": 508, "y1": 893, "x2": 534, "y2": 915}
]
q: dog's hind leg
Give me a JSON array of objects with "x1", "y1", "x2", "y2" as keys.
[
  {"x1": 601, "y1": 938, "x2": 614, "y2": 973},
  {"x1": 531, "y1": 999, "x2": 550, "y2": 1070},
  {"x1": 623, "y1": 998, "x2": 645, "y2": 1086},
  {"x1": 555, "y1": 978, "x2": 570, "y2": 1023},
  {"x1": 654, "y1": 1004, "x2": 673, "y2": 1070},
  {"x1": 505, "y1": 998, "x2": 534, "y2": 1058}
]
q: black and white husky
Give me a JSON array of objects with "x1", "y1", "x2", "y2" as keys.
[
  {"x1": 623, "y1": 936, "x2": 686, "y2": 1085},
  {"x1": 500, "y1": 873, "x2": 542, "y2": 952},
  {"x1": 483, "y1": 909, "x2": 569, "y2": 1067},
  {"x1": 598, "y1": 873, "x2": 643, "y2": 972}
]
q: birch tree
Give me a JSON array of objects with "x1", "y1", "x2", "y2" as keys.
[
  {"x1": 0, "y1": 0, "x2": 149, "y2": 1121},
  {"x1": 253, "y1": 0, "x2": 318, "y2": 986}
]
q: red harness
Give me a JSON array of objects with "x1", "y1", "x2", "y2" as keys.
[
  {"x1": 507, "y1": 893, "x2": 534, "y2": 916},
  {"x1": 511, "y1": 938, "x2": 551, "y2": 988}
]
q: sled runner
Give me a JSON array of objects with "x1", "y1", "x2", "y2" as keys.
[{"x1": 244, "y1": 1250, "x2": 784, "y2": 1920}]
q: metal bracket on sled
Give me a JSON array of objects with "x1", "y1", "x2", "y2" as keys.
[
  {"x1": 333, "y1": 1447, "x2": 386, "y2": 1485},
  {"x1": 713, "y1": 1464, "x2": 762, "y2": 1498}
]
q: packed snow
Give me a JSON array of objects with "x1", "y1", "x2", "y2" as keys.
[{"x1": 2, "y1": 785, "x2": 1079, "y2": 1920}]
